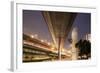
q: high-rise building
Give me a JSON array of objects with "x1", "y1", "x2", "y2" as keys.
[
  {"x1": 85, "y1": 34, "x2": 91, "y2": 42},
  {"x1": 71, "y1": 27, "x2": 78, "y2": 60}
]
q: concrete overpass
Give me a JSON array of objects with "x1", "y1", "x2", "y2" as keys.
[
  {"x1": 23, "y1": 34, "x2": 71, "y2": 62},
  {"x1": 42, "y1": 11, "x2": 77, "y2": 60}
]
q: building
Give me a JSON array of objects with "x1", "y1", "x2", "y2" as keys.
[
  {"x1": 84, "y1": 33, "x2": 91, "y2": 42},
  {"x1": 71, "y1": 27, "x2": 78, "y2": 60},
  {"x1": 85, "y1": 34, "x2": 91, "y2": 42}
]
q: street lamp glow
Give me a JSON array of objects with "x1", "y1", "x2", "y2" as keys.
[
  {"x1": 62, "y1": 49, "x2": 65, "y2": 52},
  {"x1": 47, "y1": 42, "x2": 50, "y2": 45},
  {"x1": 67, "y1": 50, "x2": 71, "y2": 54},
  {"x1": 41, "y1": 40, "x2": 44, "y2": 42},
  {"x1": 51, "y1": 47, "x2": 54, "y2": 50},
  {"x1": 31, "y1": 35, "x2": 34, "y2": 38}
]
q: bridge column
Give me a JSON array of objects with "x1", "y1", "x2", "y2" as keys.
[{"x1": 57, "y1": 37, "x2": 64, "y2": 60}]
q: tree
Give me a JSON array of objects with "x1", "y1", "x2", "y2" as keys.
[{"x1": 75, "y1": 39, "x2": 91, "y2": 59}]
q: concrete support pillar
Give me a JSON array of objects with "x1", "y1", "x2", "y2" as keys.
[
  {"x1": 72, "y1": 41, "x2": 78, "y2": 60},
  {"x1": 58, "y1": 37, "x2": 64, "y2": 60}
]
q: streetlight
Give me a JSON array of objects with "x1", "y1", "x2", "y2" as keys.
[
  {"x1": 62, "y1": 49, "x2": 65, "y2": 52},
  {"x1": 67, "y1": 50, "x2": 71, "y2": 54},
  {"x1": 47, "y1": 42, "x2": 51, "y2": 45},
  {"x1": 30, "y1": 35, "x2": 34, "y2": 38},
  {"x1": 41, "y1": 40, "x2": 44, "y2": 42},
  {"x1": 51, "y1": 47, "x2": 54, "y2": 50}
]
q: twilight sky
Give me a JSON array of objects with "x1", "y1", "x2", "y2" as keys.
[{"x1": 23, "y1": 10, "x2": 91, "y2": 48}]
